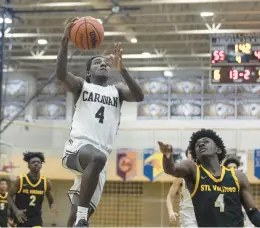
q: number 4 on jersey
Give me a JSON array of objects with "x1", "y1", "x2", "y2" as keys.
[
  {"x1": 95, "y1": 106, "x2": 105, "y2": 123},
  {"x1": 214, "y1": 194, "x2": 225, "y2": 212}
]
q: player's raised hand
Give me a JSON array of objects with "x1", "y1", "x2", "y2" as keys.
[
  {"x1": 169, "y1": 211, "x2": 179, "y2": 223},
  {"x1": 110, "y1": 42, "x2": 124, "y2": 71},
  {"x1": 63, "y1": 17, "x2": 79, "y2": 38},
  {"x1": 158, "y1": 141, "x2": 172, "y2": 158},
  {"x1": 14, "y1": 209, "x2": 27, "y2": 223}
]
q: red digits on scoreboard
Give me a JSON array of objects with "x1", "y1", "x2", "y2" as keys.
[
  {"x1": 254, "y1": 50, "x2": 260, "y2": 60},
  {"x1": 213, "y1": 50, "x2": 225, "y2": 62},
  {"x1": 229, "y1": 69, "x2": 238, "y2": 80},
  {"x1": 230, "y1": 69, "x2": 250, "y2": 81},
  {"x1": 219, "y1": 51, "x2": 225, "y2": 61},
  {"x1": 244, "y1": 69, "x2": 250, "y2": 80}
]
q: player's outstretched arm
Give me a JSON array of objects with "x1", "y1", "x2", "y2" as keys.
[
  {"x1": 236, "y1": 171, "x2": 260, "y2": 227},
  {"x1": 158, "y1": 141, "x2": 195, "y2": 178},
  {"x1": 7, "y1": 177, "x2": 27, "y2": 223},
  {"x1": 111, "y1": 42, "x2": 144, "y2": 102},
  {"x1": 55, "y1": 18, "x2": 84, "y2": 95},
  {"x1": 45, "y1": 179, "x2": 57, "y2": 213},
  {"x1": 166, "y1": 178, "x2": 182, "y2": 223}
]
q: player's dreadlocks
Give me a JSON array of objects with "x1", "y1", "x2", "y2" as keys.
[
  {"x1": 223, "y1": 155, "x2": 240, "y2": 168},
  {"x1": 189, "y1": 129, "x2": 226, "y2": 164},
  {"x1": 85, "y1": 56, "x2": 103, "y2": 83},
  {"x1": 23, "y1": 152, "x2": 45, "y2": 163}
]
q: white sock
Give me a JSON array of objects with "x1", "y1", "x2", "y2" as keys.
[{"x1": 76, "y1": 206, "x2": 89, "y2": 224}]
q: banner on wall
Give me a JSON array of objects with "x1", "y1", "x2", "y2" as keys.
[
  {"x1": 170, "y1": 100, "x2": 201, "y2": 119},
  {"x1": 171, "y1": 78, "x2": 201, "y2": 94},
  {"x1": 137, "y1": 101, "x2": 168, "y2": 120},
  {"x1": 3, "y1": 80, "x2": 27, "y2": 120},
  {"x1": 204, "y1": 82, "x2": 235, "y2": 95},
  {"x1": 36, "y1": 100, "x2": 66, "y2": 120},
  {"x1": 143, "y1": 148, "x2": 164, "y2": 181},
  {"x1": 3, "y1": 101, "x2": 25, "y2": 120},
  {"x1": 36, "y1": 79, "x2": 66, "y2": 96},
  {"x1": 5, "y1": 80, "x2": 27, "y2": 99},
  {"x1": 237, "y1": 100, "x2": 260, "y2": 119},
  {"x1": 254, "y1": 149, "x2": 260, "y2": 179},
  {"x1": 203, "y1": 100, "x2": 235, "y2": 119},
  {"x1": 136, "y1": 75, "x2": 260, "y2": 120},
  {"x1": 139, "y1": 77, "x2": 168, "y2": 95},
  {"x1": 238, "y1": 85, "x2": 260, "y2": 94},
  {"x1": 36, "y1": 79, "x2": 66, "y2": 120},
  {"x1": 116, "y1": 148, "x2": 137, "y2": 181}
]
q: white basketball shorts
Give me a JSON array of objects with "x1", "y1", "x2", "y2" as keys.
[
  {"x1": 179, "y1": 213, "x2": 197, "y2": 227},
  {"x1": 62, "y1": 137, "x2": 108, "y2": 210}
]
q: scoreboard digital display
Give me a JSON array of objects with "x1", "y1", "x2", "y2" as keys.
[{"x1": 210, "y1": 34, "x2": 260, "y2": 84}]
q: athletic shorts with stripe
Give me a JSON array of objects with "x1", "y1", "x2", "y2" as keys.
[{"x1": 62, "y1": 137, "x2": 108, "y2": 210}]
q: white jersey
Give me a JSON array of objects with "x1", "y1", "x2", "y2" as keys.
[
  {"x1": 69, "y1": 82, "x2": 121, "y2": 150},
  {"x1": 179, "y1": 180, "x2": 197, "y2": 227}
]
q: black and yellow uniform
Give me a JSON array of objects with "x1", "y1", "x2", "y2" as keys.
[
  {"x1": 0, "y1": 192, "x2": 8, "y2": 227},
  {"x1": 14, "y1": 174, "x2": 47, "y2": 227},
  {"x1": 190, "y1": 165, "x2": 244, "y2": 227}
]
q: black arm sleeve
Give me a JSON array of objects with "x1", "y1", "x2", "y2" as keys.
[{"x1": 247, "y1": 208, "x2": 260, "y2": 227}]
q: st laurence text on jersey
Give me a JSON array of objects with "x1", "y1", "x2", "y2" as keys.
[
  {"x1": 200, "y1": 184, "x2": 237, "y2": 192},
  {"x1": 82, "y1": 91, "x2": 119, "y2": 107}
]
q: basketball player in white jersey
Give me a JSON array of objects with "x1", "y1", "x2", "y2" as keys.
[
  {"x1": 166, "y1": 147, "x2": 197, "y2": 227},
  {"x1": 223, "y1": 156, "x2": 254, "y2": 228},
  {"x1": 56, "y1": 18, "x2": 144, "y2": 227}
]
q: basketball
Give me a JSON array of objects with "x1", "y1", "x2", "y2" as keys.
[{"x1": 69, "y1": 17, "x2": 104, "y2": 50}]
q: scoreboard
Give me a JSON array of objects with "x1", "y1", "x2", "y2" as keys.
[{"x1": 210, "y1": 34, "x2": 260, "y2": 84}]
